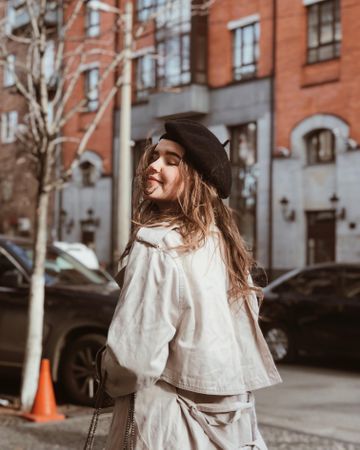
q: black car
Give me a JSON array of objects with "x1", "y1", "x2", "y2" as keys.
[
  {"x1": 0, "y1": 235, "x2": 119, "y2": 406},
  {"x1": 259, "y1": 263, "x2": 360, "y2": 363}
]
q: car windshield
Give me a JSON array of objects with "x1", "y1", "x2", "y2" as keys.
[{"x1": 7, "y1": 241, "x2": 109, "y2": 286}]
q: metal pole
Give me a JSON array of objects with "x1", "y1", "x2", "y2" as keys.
[
  {"x1": 268, "y1": 0, "x2": 277, "y2": 281},
  {"x1": 116, "y1": 1, "x2": 132, "y2": 264}
]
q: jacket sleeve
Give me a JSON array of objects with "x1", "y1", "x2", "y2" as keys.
[
  {"x1": 102, "y1": 241, "x2": 181, "y2": 397},
  {"x1": 247, "y1": 274, "x2": 260, "y2": 317}
]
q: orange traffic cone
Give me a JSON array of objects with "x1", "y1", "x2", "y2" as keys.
[{"x1": 23, "y1": 359, "x2": 65, "y2": 422}]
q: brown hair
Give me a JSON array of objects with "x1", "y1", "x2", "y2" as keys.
[{"x1": 122, "y1": 142, "x2": 262, "y2": 303}]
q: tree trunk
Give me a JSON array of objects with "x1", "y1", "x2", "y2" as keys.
[{"x1": 20, "y1": 189, "x2": 49, "y2": 411}]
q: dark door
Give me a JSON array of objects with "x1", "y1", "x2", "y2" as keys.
[
  {"x1": 306, "y1": 210, "x2": 336, "y2": 264},
  {"x1": 0, "y1": 250, "x2": 29, "y2": 367}
]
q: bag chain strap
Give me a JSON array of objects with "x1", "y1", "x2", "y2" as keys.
[
  {"x1": 123, "y1": 392, "x2": 136, "y2": 450},
  {"x1": 83, "y1": 377, "x2": 105, "y2": 450}
]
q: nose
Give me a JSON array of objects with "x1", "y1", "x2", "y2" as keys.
[{"x1": 148, "y1": 156, "x2": 163, "y2": 173}]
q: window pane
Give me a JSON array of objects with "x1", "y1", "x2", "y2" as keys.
[
  {"x1": 318, "y1": 130, "x2": 333, "y2": 161},
  {"x1": 44, "y1": 41, "x2": 55, "y2": 82},
  {"x1": 230, "y1": 123, "x2": 257, "y2": 252},
  {"x1": 307, "y1": 0, "x2": 341, "y2": 63},
  {"x1": 86, "y1": 8, "x2": 100, "y2": 37},
  {"x1": 308, "y1": 24, "x2": 318, "y2": 48},
  {"x1": 343, "y1": 270, "x2": 360, "y2": 300},
  {"x1": 243, "y1": 44, "x2": 254, "y2": 65},
  {"x1": 289, "y1": 270, "x2": 337, "y2": 296},
  {"x1": 232, "y1": 22, "x2": 258, "y2": 80},
  {"x1": 182, "y1": 34, "x2": 190, "y2": 72},
  {"x1": 155, "y1": 0, "x2": 191, "y2": 87},
  {"x1": 307, "y1": 129, "x2": 335, "y2": 165},
  {"x1": 320, "y1": 22, "x2": 333, "y2": 44},
  {"x1": 318, "y1": 43, "x2": 335, "y2": 60},
  {"x1": 308, "y1": 5, "x2": 318, "y2": 26},
  {"x1": 320, "y1": 1, "x2": 334, "y2": 24},
  {"x1": 4, "y1": 54, "x2": 15, "y2": 86},
  {"x1": 335, "y1": 22, "x2": 341, "y2": 40},
  {"x1": 243, "y1": 25, "x2": 253, "y2": 45},
  {"x1": 86, "y1": 68, "x2": 99, "y2": 111}
]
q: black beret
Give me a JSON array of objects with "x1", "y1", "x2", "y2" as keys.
[{"x1": 160, "y1": 119, "x2": 232, "y2": 199}]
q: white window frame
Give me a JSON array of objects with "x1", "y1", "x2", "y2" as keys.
[
  {"x1": 44, "y1": 40, "x2": 55, "y2": 83},
  {"x1": 135, "y1": 51, "x2": 156, "y2": 101},
  {"x1": 83, "y1": 65, "x2": 100, "y2": 112},
  {"x1": 231, "y1": 20, "x2": 260, "y2": 81},
  {"x1": 4, "y1": 54, "x2": 16, "y2": 87},
  {"x1": 303, "y1": 0, "x2": 327, "y2": 5},
  {"x1": 227, "y1": 14, "x2": 260, "y2": 31},
  {"x1": 86, "y1": 5, "x2": 100, "y2": 37},
  {"x1": 1, "y1": 111, "x2": 18, "y2": 144}
]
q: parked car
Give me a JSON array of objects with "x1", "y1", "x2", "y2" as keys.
[
  {"x1": 260, "y1": 263, "x2": 360, "y2": 363},
  {"x1": 0, "y1": 235, "x2": 119, "y2": 406},
  {"x1": 53, "y1": 241, "x2": 117, "y2": 286}
]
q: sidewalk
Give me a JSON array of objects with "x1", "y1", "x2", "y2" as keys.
[
  {"x1": 0, "y1": 406, "x2": 359, "y2": 450},
  {"x1": 255, "y1": 365, "x2": 360, "y2": 445}
]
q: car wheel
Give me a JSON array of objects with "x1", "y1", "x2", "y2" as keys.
[
  {"x1": 263, "y1": 324, "x2": 295, "y2": 363},
  {"x1": 61, "y1": 333, "x2": 106, "y2": 406}
]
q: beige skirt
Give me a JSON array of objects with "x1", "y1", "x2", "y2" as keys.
[{"x1": 105, "y1": 381, "x2": 267, "y2": 450}]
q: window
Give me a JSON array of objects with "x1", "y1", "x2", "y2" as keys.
[
  {"x1": 307, "y1": 0, "x2": 341, "y2": 63},
  {"x1": 156, "y1": 0, "x2": 191, "y2": 88},
  {"x1": 233, "y1": 22, "x2": 259, "y2": 81},
  {"x1": 137, "y1": 0, "x2": 155, "y2": 22},
  {"x1": 274, "y1": 268, "x2": 338, "y2": 297},
  {"x1": 4, "y1": 54, "x2": 15, "y2": 87},
  {"x1": 44, "y1": 40, "x2": 55, "y2": 84},
  {"x1": 0, "y1": 251, "x2": 26, "y2": 287},
  {"x1": 342, "y1": 269, "x2": 360, "y2": 300},
  {"x1": 135, "y1": 53, "x2": 155, "y2": 101},
  {"x1": 84, "y1": 67, "x2": 99, "y2": 111},
  {"x1": 86, "y1": 4, "x2": 100, "y2": 37},
  {"x1": 79, "y1": 161, "x2": 97, "y2": 187},
  {"x1": 7, "y1": 240, "x2": 107, "y2": 286},
  {"x1": 229, "y1": 123, "x2": 257, "y2": 253},
  {"x1": 1, "y1": 111, "x2": 18, "y2": 143},
  {"x1": 306, "y1": 129, "x2": 335, "y2": 165}
]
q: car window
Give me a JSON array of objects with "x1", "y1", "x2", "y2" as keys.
[
  {"x1": 0, "y1": 251, "x2": 27, "y2": 287},
  {"x1": 274, "y1": 269, "x2": 338, "y2": 296},
  {"x1": 342, "y1": 269, "x2": 360, "y2": 300},
  {"x1": 6, "y1": 242, "x2": 108, "y2": 286}
]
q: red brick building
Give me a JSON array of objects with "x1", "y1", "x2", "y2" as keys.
[
  {"x1": 273, "y1": 0, "x2": 360, "y2": 272},
  {"x1": 2, "y1": 0, "x2": 359, "y2": 272}
]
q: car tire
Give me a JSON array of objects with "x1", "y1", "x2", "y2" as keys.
[
  {"x1": 60, "y1": 333, "x2": 106, "y2": 406},
  {"x1": 263, "y1": 324, "x2": 295, "y2": 363}
]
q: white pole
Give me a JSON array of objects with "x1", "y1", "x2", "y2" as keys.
[{"x1": 116, "y1": 1, "x2": 133, "y2": 262}]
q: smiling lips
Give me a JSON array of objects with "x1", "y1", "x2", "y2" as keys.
[{"x1": 147, "y1": 176, "x2": 162, "y2": 184}]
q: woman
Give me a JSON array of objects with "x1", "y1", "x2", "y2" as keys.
[{"x1": 101, "y1": 119, "x2": 282, "y2": 450}]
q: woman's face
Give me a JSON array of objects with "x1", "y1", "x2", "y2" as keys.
[{"x1": 144, "y1": 139, "x2": 185, "y2": 206}]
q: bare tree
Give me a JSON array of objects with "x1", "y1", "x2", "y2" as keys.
[
  {"x1": 0, "y1": 0, "x2": 215, "y2": 411},
  {"x1": 0, "y1": 0, "x2": 125, "y2": 411}
]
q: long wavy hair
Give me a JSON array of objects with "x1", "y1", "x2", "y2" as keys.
[{"x1": 121, "y1": 142, "x2": 262, "y2": 303}]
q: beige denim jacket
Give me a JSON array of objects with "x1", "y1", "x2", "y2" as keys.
[{"x1": 102, "y1": 226, "x2": 282, "y2": 398}]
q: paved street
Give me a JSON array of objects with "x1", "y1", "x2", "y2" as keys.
[
  {"x1": 0, "y1": 362, "x2": 359, "y2": 449},
  {"x1": 255, "y1": 363, "x2": 360, "y2": 444},
  {"x1": 0, "y1": 409, "x2": 359, "y2": 450}
]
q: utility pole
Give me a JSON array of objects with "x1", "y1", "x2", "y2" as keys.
[
  {"x1": 88, "y1": 0, "x2": 133, "y2": 267},
  {"x1": 116, "y1": 1, "x2": 133, "y2": 263}
]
